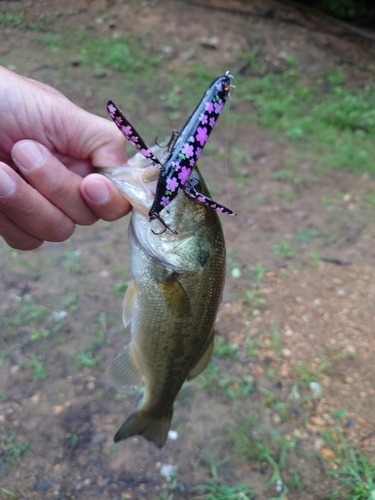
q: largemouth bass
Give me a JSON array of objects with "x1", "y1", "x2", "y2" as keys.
[
  {"x1": 101, "y1": 145, "x2": 226, "y2": 448},
  {"x1": 102, "y1": 73, "x2": 234, "y2": 448}
]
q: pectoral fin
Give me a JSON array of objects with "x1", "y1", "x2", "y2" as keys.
[
  {"x1": 122, "y1": 279, "x2": 137, "y2": 327},
  {"x1": 187, "y1": 336, "x2": 214, "y2": 380},
  {"x1": 158, "y1": 277, "x2": 191, "y2": 315},
  {"x1": 107, "y1": 343, "x2": 143, "y2": 388}
]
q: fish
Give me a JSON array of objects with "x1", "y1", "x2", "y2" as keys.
[
  {"x1": 100, "y1": 143, "x2": 226, "y2": 448},
  {"x1": 100, "y1": 73, "x2": 234, "y2": 448}
]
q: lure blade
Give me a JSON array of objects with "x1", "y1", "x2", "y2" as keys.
[
  {"x1": 107, "y1": 101, "x2": 164, "y2": 168},
  {"x1": 184, "y1": 181, "x2": 237, "y2": 216}
]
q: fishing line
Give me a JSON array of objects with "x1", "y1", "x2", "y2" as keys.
[{"x1": 224, "y1": 82, "x2": 233, "y2": 211}]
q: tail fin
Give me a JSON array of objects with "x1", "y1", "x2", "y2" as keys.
[{"x1": 114, "y1": 409, "x2": 173, "y2": 449}]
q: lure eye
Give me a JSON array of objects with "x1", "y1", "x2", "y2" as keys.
[{"x1": 224, "y1": 83, "x2": 230, "y2": 91}]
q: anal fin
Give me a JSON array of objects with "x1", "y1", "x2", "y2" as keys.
[{"x1": 107, "y1": 343, "x2": 143, "y2": 388}]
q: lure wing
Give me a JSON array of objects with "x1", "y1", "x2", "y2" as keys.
[{"x1": 107, "y1": 101, "x2": 164, "y2": 168}]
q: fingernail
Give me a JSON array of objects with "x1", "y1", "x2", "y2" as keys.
[
  {"x1": 13, "y1": 141, "x2": 45, "y2": 172},
  {"x1": 84, "y1": 178, "x2": 110, "y2": 204},
  {"x1": 0, "y1": 167, "x2": 16, "y2": 198}
]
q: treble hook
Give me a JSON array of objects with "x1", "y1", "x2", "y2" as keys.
[{"x1": 150, "y1": 214, "x2": 178, "y2": 235}]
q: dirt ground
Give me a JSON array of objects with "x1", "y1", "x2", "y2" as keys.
[{"x1": 1, "y1": 1, "x2": 375, "y2": 499}]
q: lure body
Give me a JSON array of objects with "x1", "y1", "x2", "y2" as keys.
[
  {"x1": 149, "y1": 73, "x2": 235, "y2": 219},
  {"x1": 107, "y1": 72, "x2": 236, "y2": 232}
]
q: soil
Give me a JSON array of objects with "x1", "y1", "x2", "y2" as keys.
[{"x1": 1, "y1": 1, "x2": 375, "y2": 499}]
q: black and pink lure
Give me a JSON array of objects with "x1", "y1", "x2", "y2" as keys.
[{"x1": 107, "y1": 71, "x2": 236, "y2": 234}]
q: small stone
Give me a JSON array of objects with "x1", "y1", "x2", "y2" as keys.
[
  {"x1": 160, "y1": 464, "x2": 178, "y2": 481},
  {"x1": 75, "y1": 481, "x2": 85, "y2": 491},
  {"x1": 280, "y1": 363, "x2": 289, "y2": 377},
  {"x1": 343, "y1": 193, "x2": 351, "y2": 202},
  {"x1": 70, "y1": 56, "x2": 81, "y2": 67},
  {"x1": 161, "y1": 45, "x2": 172, "y2": 55},
  {"x1": 314, "y1": 438, "x2": 325, "y2": 451},
  {"x1": 285, "y1": 329, "x2": 294, "y2": 337},
  {"x1": 199, "y1": 36, "x2": 219, "y2": 49},
  {"x1": 272, "y1": 413, "x2": 281, "y2": 424},
  {"x1": 93, "y1": 69, "x2": 111, "y2": 79},
  {"x1": 100, "y1": 270, "x2": 110, "y2": 277},
  {"x1": 282, "y1": 348, "x2": 292, "y2": 358},
  {"x1": 344, "y1": 345, "x2": 356, "y2": 356},
  {"x1": 179, "y1": 48, "x2": 196, "y2": 61},
  {"x1": 295, "y1": 211, "x2": 307, "y2": 222},
  {"x1": 277, "y1": 50, "x2": 289, "y2": 59},
  {"x1": 53, "y1": 405, "x2": 64, "y2": 415},
  {"x1": 231, "y1": 267, "x2": 241, "y2": 279},
  {"x1": 254, "y1": 364, "x2": 264, "y2": 375},
  {"x1": 309, "y1": 382, "x2": 322, "y2": 395},
  {"x1": 310, "y1": 416, "x2": 325, "y2": 426},
  {"x1": 337, "y1": 289, "x2": 346, "y2": 296},
  {"x1": 321, "y1": 448, "x2": 335, "y2": 459},
  {"x1": 31, "y1": 392, "x2": 40, "y2": 404},
  {"x1": 35, "y1": 479, "x2": 53, "y2": 491},
  {"x1": 293, "y1": 428, "x2": 304, "y2": 438},
  {"x1": 168, "y1": 430, "x2": 178, "y2": 441}
]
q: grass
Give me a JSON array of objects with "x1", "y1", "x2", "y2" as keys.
[
  {"x1": 314, "y1": 428, "x2": 375, "y2": 499},
  {"x1": 238, "y1": 67, "x2": 375, "y2": 175},
  {"x1": 273, "y1": 239, "x2": 297, "y2": 260},
  {"x1": 79, "y1": 34, "x2": 161, "y2": 75},
  {"x1": 21, "y1": 355, "x2": 48, "y2": 379},
  {"x1": 0, "y1": 489, "x2": 17, "y2": 498},
  {"x1": 197, "y1": 360, "x2": 254, "y2": 400},
  {"x1": 245, "y1": 263, "x2": 268, "y2": 311},
  {"x1": 213, "y1": 336, "x2": 238, "y2": 358},
  {"x1": 194, "y1": 480, "x2": 256, "y2": 499},
  {"x1": 1, "y1": 433, "x2": 29, "y2": 463},
  {"x1": 112, "y1": 281, "x2": 129, "y2": 298},
  {"x1": 193, "y1": 458, "x2": 256, "y2": 499},
  {"x1": 226, "y1": 414, "x2": 296, "y2": 491},
  {"x1": 295, "y1": 360, "x2": 331, "y2": 385},
  {"x1": 0, "y1": 10, "x2": 24, "y2": 28},
  {"x1": 72, "y1": 348, "x2": 102, "y2": 370},
  {"x1": 295, "y1": 227, "x2": 323, "y2": 242}
]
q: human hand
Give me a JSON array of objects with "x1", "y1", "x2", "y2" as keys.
[{"x1": 0, "y1": 66, "x2": 131, "y2": 250}]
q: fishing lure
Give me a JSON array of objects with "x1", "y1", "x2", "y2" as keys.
[{"x1": 107, "y1": 71, "x2": 236, "y2": 233}]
